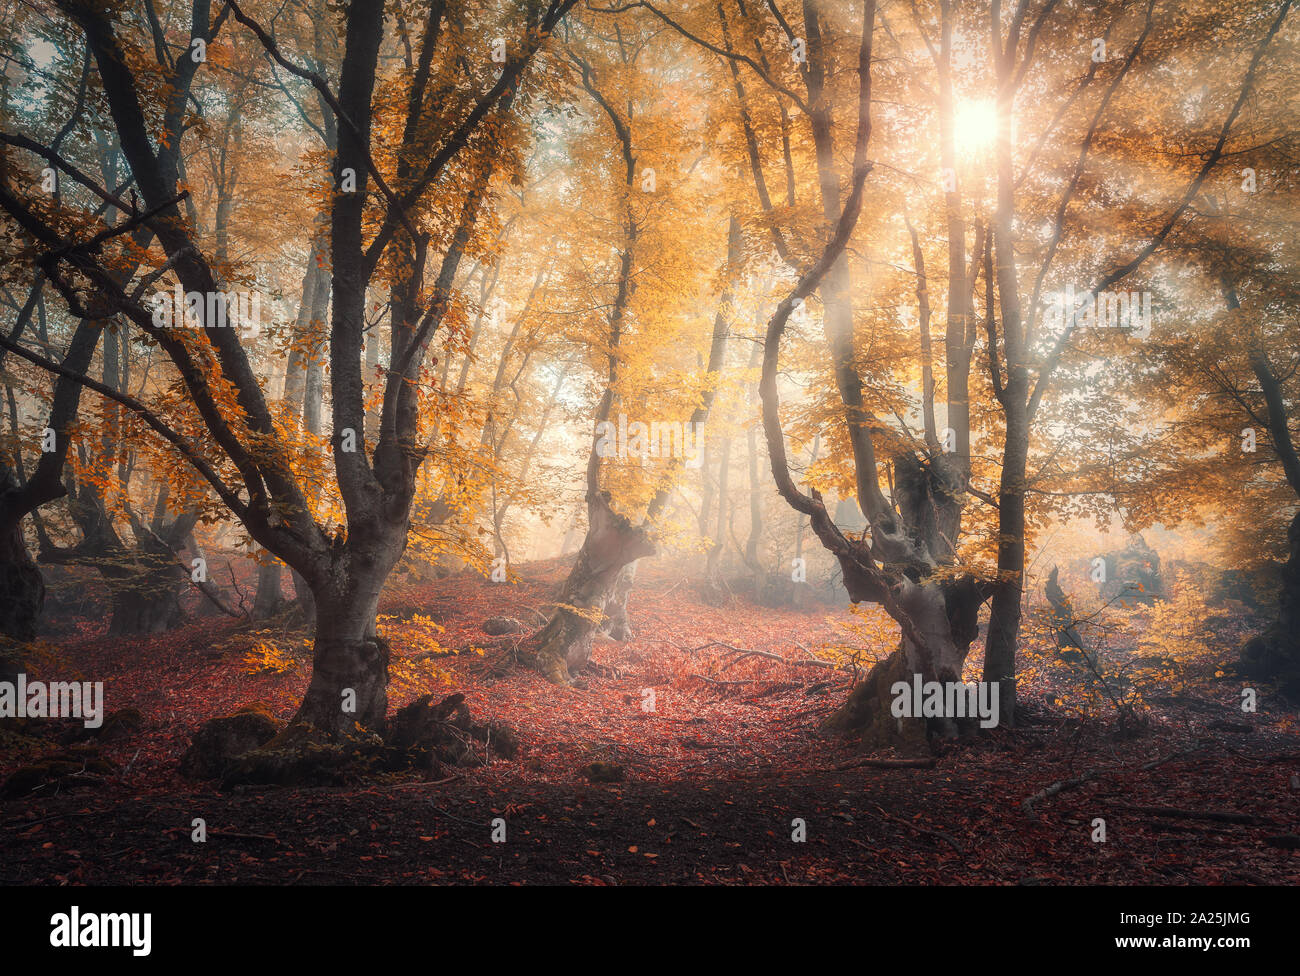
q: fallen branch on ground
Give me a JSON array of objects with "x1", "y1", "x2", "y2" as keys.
[
  {"x1": 163, "y1": 826, "x2": 278, "y2": 842},
  {"x1": 719, "y1": 644, "x2": 836, "y2": 670},
  {"x1": 871, "y1": 804, "x2": 965, "y2": 854},
  {"x1": 1215, "y1": 746, "x2": 1300, "y2": 765},
  {"x1": 638, "y1": 637, "x2": 835, "y2": 669},
  {"x1": 1101, "y1": 803, "x2": 1272, "y2": 825},
  {"x1": 1141, "y1": 747, "x2": 1204, "y2": 771},
  {"x1": 1022, "y1": 769, "x2": 1102, "y2": 813},
  {"x1": 834, "y1": 756, "x2": 936, "y2": 770},
  {"x1": 689, "y1": 673, "x2": 760, "y2": 687}
]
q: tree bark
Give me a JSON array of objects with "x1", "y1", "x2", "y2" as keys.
[
  {"x1": 1240, "y1": 510, "x2": 1300, "y2": 699},
  {"x1": 983, "y1": 402, "x2": 1028, "y2": 725},
  {"x1": 0, "y1": 312, "x2": 102, "y2": 651},
  {"x1": 601, "y1": 561, "x2": 637, "y2": 641},
  {"x1": 1237, "y1": 299, "x2": 1300, "y2": 697},
  {"x1": 527, "y1": 492, "x2": 653, "y2": 684},
  {"x1": 0, "y1": 468, "x2": 43, "y2": 684},
  {"x1": 252, "y1": 557, "x2": 285, "y2": 619},
  {"x1": 293, "y1": 574, "x2": 391, "y2": 733},
  {"x1": 823, "y1": 452, "x2": 982, "y2": 745}
]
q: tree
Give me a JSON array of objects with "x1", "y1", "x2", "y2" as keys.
[
  {"x1": 979, "y1": 0, "x2": 1293, "y2": 724},
  {"x1": 0, "y1": 0, "x2": 578, "y2": 740},
  {"x1": 522, "y1": 21, "x2": 740, "y2": 683}
]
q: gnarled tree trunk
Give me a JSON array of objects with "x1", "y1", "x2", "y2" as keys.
[
  {"x1": 601, "y1": 561, "x2": 637, "y2": 642},
  {"x1": 107, "y1": 560, "x2": 186, "y2": 635},
  {"x1": 293, "y1": 572, "x2": 392, "y2": 734},
  {"x1": 528, "y1": 492, "x2": 653, "y2": 684},
  {"x1": 0, "y1": 520, "x2": 42, "y2": 647},
  {"x1": 822, "y1": 452, "x2": 982, "y2": 747}
]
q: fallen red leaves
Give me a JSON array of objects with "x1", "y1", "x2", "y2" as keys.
[{"x1": 2, "y1": 557, "x2": 1297, "y2": 885}]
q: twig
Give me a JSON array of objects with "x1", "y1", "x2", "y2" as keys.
[
  {"x1": 655, "y1": 576, "x2": 689, "y2": 598},
  {"x1": 383, "y1": 774, "x2": 462, "y2": 789},
  {"x1": 119, "y1": 748, "x2": 141, "y2": 779},
  {"x1": 163, "y1": 826, "x2": 279, "y2": 842},
  {"x1": 213, "y1": 830, "x2": 280, "y2": 842},
  {"x1": 791, "y1": 640, "x2": 833, "y2": 666},
  {"x1": 2, "y1": 810, "x2": 101, "y2": 831},
  {"x1": 870, "y1": 804, "x2": 965, "y2": 854},
  {"x1": 428, "y1": 803, "x2": 481, "y2": 827},
  {"x1": 834, "y1": 756, "x2": 936, "y2": 771},
  {"x1": 1140, "y1": 747, "x2": 1202, "y2": 771}
]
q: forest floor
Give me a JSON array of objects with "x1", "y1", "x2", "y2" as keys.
[{"x1": 1, "y1": 558, "x2": 1297, "y2": 885}]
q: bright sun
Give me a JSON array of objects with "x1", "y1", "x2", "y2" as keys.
[{"x1": 953, "y1": 98, "x2": 1000, "y2": 156}]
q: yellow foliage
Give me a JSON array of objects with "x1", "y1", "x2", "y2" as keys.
[
  {"x1": 232, "y1": 631, "x2": 309, "y2": 676},
  {"x1": 376, "y1": 613, "x2": 455, "y2": 658},
  {"x1": 815, "y1": 604, "x2": 897, "y2": 679}
]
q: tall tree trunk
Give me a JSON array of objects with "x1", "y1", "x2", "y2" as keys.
[
  {"x1": 0, "y1": 468, "x2": 42, "y2": 684},
  {"x1": 559, "y1": 512, "x2": 581, "y2": 556},
  {"x1": 707, "y1": 435, "x2": 732, "y2": 579},
  {"x1": 699, "y1": 441, "x2": 715, "y2": 540},
  {"x1": 982, "y1": 409, "x2": 1028, "y2": 725},
  {"x1": 1240, "y1": 510, "x2": 1300, "y2": 699},
  {"x1": 744, "y1": 418, "x2": 763, "y2": 585},
  {"x1": 0, "y1": 309, "x2": 103, "y2": 658},
  {"x1": 1236, "y1": 287, "x2": 1300, "y2": 698},
  {"x1": 794, "y1": 433, "x2": 820, "y2": 566},
  {"x1": 979, "y1": 37, "x2": 1032, "y2": 728},
  {"x1": 743, "y1": 338, "x2": 764, "y2": 582},
  {"x1": 288, "y1": 243, "x2": 332, "y2": 625},
  {"x1": 795, "y1": 0, "x2": 980, "y2": 746}
]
